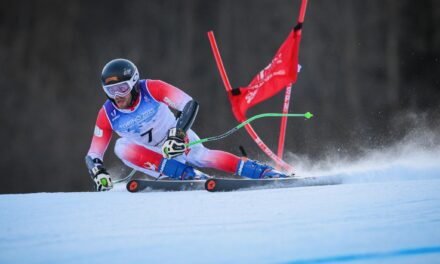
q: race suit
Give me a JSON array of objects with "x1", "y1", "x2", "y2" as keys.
[{"x1": 87, "y1": 79, "x2": 241, "y2": 178}]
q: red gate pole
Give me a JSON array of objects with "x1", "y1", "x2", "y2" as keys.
[
  {"x1": 277, "y1": 84, "x2": 292, "y2": 162},
  {"x1": 207, "y1": 31, "x2": 294, "y2": 171},
  {"x1": 276, "y1": 0, "x2": 308, "y2": 166}
]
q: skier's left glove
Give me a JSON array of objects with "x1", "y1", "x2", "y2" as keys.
[{"x1": 162, "y1": 128, "x2": 187, "y2": 159}]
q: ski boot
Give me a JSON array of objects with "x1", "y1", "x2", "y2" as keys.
[
  {"x1": 158, "y1": 158, "x2": 208, "y2": 180},
  {"x1": 236, "y1": 159, "x2": 290, "y2": 179}
]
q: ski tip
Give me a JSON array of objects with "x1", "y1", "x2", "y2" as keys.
[
  {"x1": 304, "y1": 112, "x2": 313, "y2": 119},
  {"x1": 127, "y1": 180, "x2": 140, "y2": 193},
  {"x1": 205, "y1": 179, "x2": 217, "y2": 192}
]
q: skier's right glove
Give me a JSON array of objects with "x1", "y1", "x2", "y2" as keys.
[
  {"x1": 92, "y1": 169, "x2": 113, "y2": 192},
  {"x1": 87, "y1": 157, "x2": 113, "y2": 191}
]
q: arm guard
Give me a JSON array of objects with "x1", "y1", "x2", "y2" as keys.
[
  {"x1": 85, "y1": 155, "x2": 107, "y2": 179},
  {"x1": 176, "y1": 100, "x2": 199, "y2": 132}
]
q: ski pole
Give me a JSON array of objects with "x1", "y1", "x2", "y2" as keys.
[
  {"x1": 113, "y1": 169, "x2": 136, "y2": 183},
  {"x1": 186, "y1": 112, "x2": 313, "y2": 147}
]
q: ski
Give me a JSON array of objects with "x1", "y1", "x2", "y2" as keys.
[
  {"x1": 205, "y1": 176, "x2": 339, "y2": 192},
  {"x1": 126, "y1": 179, "x2": 206, "y2": 192}
]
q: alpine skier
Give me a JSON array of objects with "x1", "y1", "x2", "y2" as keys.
[{"x1": 85, "y1": 58, "x2": 289, "y2": 191}]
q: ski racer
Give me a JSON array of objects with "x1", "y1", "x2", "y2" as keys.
[{"x1": 85, "y1": 58, "x2": 289, "y2": 191}]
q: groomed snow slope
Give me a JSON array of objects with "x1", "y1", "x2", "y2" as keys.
[{"x1": 1, "y1": 134, "x2": 440, "y2": 263}]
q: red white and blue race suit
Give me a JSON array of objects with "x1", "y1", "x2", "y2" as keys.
[{"x1": 87, "y1": 79, "x2": 241, "y2": 178}]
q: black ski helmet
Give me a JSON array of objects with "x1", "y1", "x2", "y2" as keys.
[{"x1": 101, "y1": 58, "x2": 140, "y2": 105}]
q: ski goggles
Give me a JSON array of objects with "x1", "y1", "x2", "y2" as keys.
[{"x1": 102, "y1": 70, "x2": 139, "y2": 98}]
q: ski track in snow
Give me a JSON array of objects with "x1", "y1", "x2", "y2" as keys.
[{"x1": 1, "y1": 138, "x2": 440, "y2": 263}]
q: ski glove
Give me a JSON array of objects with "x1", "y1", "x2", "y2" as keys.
[
  {"x1": 91, "y1": 165, "x2": 113, "y2": 191},
  {"x1": 162, "y1": 128, "x2": 187, "y2": 159}
]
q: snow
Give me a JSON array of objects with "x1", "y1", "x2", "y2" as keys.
[{"x1": 1, "y1": 136, "x2": 440, "y2": 263}]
